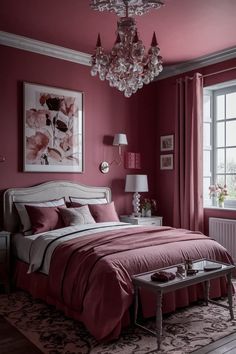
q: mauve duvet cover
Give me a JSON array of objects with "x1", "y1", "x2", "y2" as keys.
[{"x1": 35, "y1": 225, "x2": 233, "y2": 341}]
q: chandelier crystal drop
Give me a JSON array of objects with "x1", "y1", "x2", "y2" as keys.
[{"x1": 90, "y1": 0, "x2": 164, "y2": 98}]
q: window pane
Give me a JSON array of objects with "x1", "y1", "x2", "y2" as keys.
[
  {"x1": 203, "y1": 177, "x2": 211, "y2": 205},
  {"x1": 216, "y1": 175, "x2": 225, "y2": 186},
  {"x1": 216, "y1": 121, "x2": 225, "y2": 147},
  {"x1": 203, "y1": 150, "x2": 211, "y2": 175},
  {"x1": 226, "y1": 120, "x2": 236, "y2": 147},
  {"x1": 216, "y1": 95, "x2": 225, "y2": 120},
  {"x1": 226, "y1": 148, "x2": 236, "y2": 173},
  {"x1": 226, "y1": 92, "x2": 236, "y2": 119},
  {"x1": 216, "y1": 149, "x2": 224, "y2": 173},
  {"x1": 203, "y1": 122, "x2": 211, "y2": 148},
  {"x1": 226, "y1": 175, "x2": 236, "y2": 198},
  {"x1": 203, "y1": 95, "x2": 211, "y2": 121}
]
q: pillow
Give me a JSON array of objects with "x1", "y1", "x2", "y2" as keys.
[
  {"x1": 25, "y1": 205, "x2": 65, "y2": 234},
  {"x1": 59, "y1": 205, "x2": 96, "y2": 226},
  {"x1": 89, "y1": 202, "x2": 119, "y2": 222},
  {"x1": 14, "y1": 198, "x2": 66, "y2": 234},
  {"x1": 69, "y1": 197, "x2": 107, "y2": 206}
]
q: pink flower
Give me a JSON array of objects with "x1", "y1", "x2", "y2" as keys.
[
  {"x1": 209, "y1": 184, "x2": 228, "y2": 202},
  {"x1": 60, "y1": 97, "x2": 78, "y2": 118},
  {"x1": 26, "y1": 109, "x2": 51, "y2": 129},
  {"x1": 26, "y1": 131, "x2": 49, "y2": 162}
]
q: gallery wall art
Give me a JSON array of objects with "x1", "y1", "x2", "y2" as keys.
[{"x1": 23, "y1": 82, "x2": 84, "y2": 172}]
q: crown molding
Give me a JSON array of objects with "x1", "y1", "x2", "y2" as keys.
[
  {"x1": 0, "y1": 31, "x2": 91, "y2": 66},
  {"x1": 1, "y1": 31, "x2": 236, "y2": 79},
  {"x1": 158, "y1": 46, "x2": 236, "y2": 80}
]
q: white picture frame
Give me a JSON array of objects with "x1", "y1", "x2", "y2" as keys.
[
  {"x1": 23, "y1": 82, "x2": 84, "y2": 172},
  {"x1": 160, "y1": 134, "x2": 174, "y2": 151},
  {"x1": 160, "y1": 154, "x2": 173, "y2": 170}
]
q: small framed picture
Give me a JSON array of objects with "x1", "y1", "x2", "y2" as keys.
[
  {"x1": 160, "y1": 135, "x2": 174, "y2": 151},
  {"x1": 160, "y1": 154, "x2": 173, "y2": 170}
]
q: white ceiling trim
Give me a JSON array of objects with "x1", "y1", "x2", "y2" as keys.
[
  {"x1": 158, "y1": 47, "x2": 236, "y2": 80},
  {"x1": 0, "y1": 31, "x2": 91, "y2": 66},
  {"x1": 0, "y1": 31, "x2": 236, "y2": 78}
]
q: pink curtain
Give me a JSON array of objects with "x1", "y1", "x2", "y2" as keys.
[{"x1": 173, "y1": 73, "x2": 204, "y2": 232}]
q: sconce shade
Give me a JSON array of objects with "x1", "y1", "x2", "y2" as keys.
[
  {"x1": 113, "y1": 133, "x2": 128, "y2": 146},
  {"x1": 125, "y1": 174, "x2": 148, "y2": 192}
]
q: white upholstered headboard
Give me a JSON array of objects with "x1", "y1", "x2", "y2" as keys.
[{"x1": 3, "y1": 180, "x2": 111, "y2": 233}]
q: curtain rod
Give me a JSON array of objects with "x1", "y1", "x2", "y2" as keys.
[
  {"x1": 203, "y1": 66, "x2": 236, "y2": 78},
  {"x1": 176, "y1": 66, "x2": 236, "y2": 81}
]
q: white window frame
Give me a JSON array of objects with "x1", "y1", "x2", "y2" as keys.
[{"x1": 203, "y1": 81, "x2": 236, "y2": 209}]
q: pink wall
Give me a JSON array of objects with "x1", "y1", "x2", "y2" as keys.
[
  {"x1": 1, "y1": 43, "x2": 236, "y2": 231},
  {"x1": 153, "y1": 58, "x2": 236, "y2": 230},
  {"x1": 0, "y1": 44, "x2": 155, "y2": 224}
]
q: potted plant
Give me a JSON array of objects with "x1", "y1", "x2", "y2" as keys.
[
  {"x1": 209, "y1": 184, "x2": 228, "y2": 207},
  {"x1": 140, "y1": 197, "x2": 157, "y2": 217}
]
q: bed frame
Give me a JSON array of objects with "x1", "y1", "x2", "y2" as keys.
[{"x1": 3, "y1": 180, "x2": 111, "y2": 233}]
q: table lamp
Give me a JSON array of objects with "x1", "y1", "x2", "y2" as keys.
[{"x1": 125, "y1": 174, "x2": 148, "y2": 216}]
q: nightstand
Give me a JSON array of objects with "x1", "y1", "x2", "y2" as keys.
[
  {"x1": 120, "y1": 215, "x2": 163, "y2": 226},
  {"x1": 0, "y1": 231, "x2": 10, "y2": 293}
]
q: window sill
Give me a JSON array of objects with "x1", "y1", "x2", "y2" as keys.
[{"x1": 204, "y1": 206, "x2": 236, "y2": 211}]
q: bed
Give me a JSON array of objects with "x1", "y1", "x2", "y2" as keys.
[{"x1": 3, "y1": 180, "x2": 233, "y2": 341}]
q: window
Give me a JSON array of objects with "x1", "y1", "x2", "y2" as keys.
[{"x1": 203, "y1": 81, "x2": 236, "y2": 208}]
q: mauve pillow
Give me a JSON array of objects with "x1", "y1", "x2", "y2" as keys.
[
  {"x1": 89, "y1": 202, "x2": 119, "y2": 222},
  {"x1": 14, "y1": 197, "x2": 66, "y2": 234},
  {"x1": 25, "y1": 205, "x2": 65, "y2": 234},
  {"x1": 70, "y1": 201, "x2": 83, "y2": 208},
  {"x1": 59, "y1": 205, "x2": 96, "y2": 226}
]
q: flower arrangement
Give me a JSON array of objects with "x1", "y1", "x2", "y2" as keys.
[
  {"x1": 209, "y1": 184, "x2": 228, "y2": 204},
  {"x1": 140, "y1": 197, "x2": 157, "y2": 216}
]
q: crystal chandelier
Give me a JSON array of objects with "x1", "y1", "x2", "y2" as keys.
[{"x1": 90, "y1": 0, "x2": 164, "y2": 98}]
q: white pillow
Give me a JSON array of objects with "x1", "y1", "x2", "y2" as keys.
[
  {"x1": 15, "y1": 198, "x2": 66, "y2": 234},
  {"x1": 69, "y1": 196, "x2": 107, "y2": 205},
  {"x1": 59, "y1": 205, "x2": 96, "y2": 226}
]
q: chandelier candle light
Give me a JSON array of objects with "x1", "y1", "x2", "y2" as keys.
[{"x1": 90, "y1": 0, "x2": 164, "y2": 97}]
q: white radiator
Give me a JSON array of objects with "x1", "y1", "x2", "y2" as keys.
[{"x1": 209, "y1": 217, "x2": 236, "y2": 264}]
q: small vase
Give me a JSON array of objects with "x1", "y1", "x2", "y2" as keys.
[
  {"x1": 212, "y1": 196, "x2": 217, "y2": 207},
  {"x1": 141, "y1": 208, "x2": 146, "y2": 217},
  {"x1": 145, "y1": 209, "x2": 152, "y2": 217},
  {"x1": 218, "y1": 200, "x2": 224, "y2": 208}
]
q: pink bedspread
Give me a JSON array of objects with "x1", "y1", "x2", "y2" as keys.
[{"x1": 45, "y1": 226, "x2": 233, "y2": 341}]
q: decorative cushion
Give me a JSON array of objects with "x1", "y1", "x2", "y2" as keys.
[
  {"x1": 69, "y1": 197, "x2": 107, "y2": 206},
  {"x1": 14, "y1": 198, "x2": 66, "y2": 234},
  {"x1": 25, "y1": 205, "x2": 65, "y2": 234},
  {"x1": 59, "y1": 205, "x2": 96, "y2": 226},
  {"x1": 88, "y1": 202, "x2": 119, "y2": 222}
]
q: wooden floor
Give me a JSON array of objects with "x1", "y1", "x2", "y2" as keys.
[
  {"x1": 1, "y1": 314, "x2": 236, "y2": 354},
  {"x1": 192, "y1": 332, "x2": 236, "y2": 354},
  {"x1": 0, "y1": 315, "x2": 42, "y2": 354}
]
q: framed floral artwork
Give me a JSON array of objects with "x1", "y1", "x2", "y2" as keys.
[
  {"x1": 160, "y1": 154, "x2": 173, "y2": 170},
  {"x1": 23, "y1": 82, "x2": 84, "y2": 172},
  {"x1": 160, "y1": 134, "x2": 174, "y2": 151}
]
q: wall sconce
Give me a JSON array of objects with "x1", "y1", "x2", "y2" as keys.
[
  {"x1": 0, "y1": 155, "x2": 6, "y2": 162},
  {"x1": 100, "y1": 133, "x2": 128, "y2": 173},
  {"x1": 125, "y1": 174, "x2": 149, "y2": 216}
]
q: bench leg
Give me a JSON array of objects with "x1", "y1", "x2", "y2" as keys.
[{"x1": 156, "y1": 291, "x2": 163, "y2": 351}]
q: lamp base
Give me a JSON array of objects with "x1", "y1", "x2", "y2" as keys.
[{"x1": 132, "y1": 192, "x2": 141, "y2": 217}]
